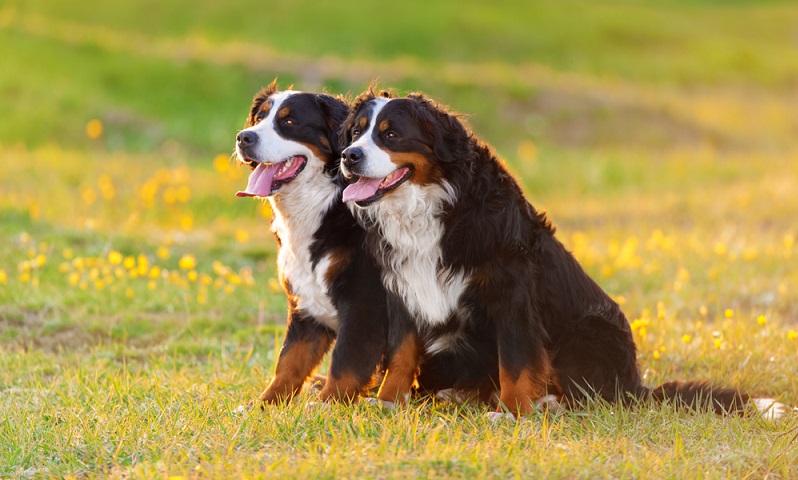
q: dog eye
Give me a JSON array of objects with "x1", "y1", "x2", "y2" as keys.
[
  {"x1": 352, "y1": 128, "x2": 361, "y2": 137},
  {"x1": 385, "y1": 131, "x2": 397, "y2": 139},
  {"x1": 282, "y1": 118, "x2": 295, "y2": 126},
  {"x1": 255, "y1": 112, "x2": 265, "y2": 122}
]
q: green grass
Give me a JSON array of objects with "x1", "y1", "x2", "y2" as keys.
[{"x1": 2, "y1": 0, "x2": 798, "y2": 478}]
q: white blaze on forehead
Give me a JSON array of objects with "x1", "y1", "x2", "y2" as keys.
[
  {"x1": 347, "y1": 97, "x2": 396, "y2": 179},
  {"x1": 237, "y1": 90, "x2": 315, "y2": 164}
]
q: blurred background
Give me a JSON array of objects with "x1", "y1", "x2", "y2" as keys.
[{"x1": 1, "y1": 0, "x2": 797, "y2": 361}]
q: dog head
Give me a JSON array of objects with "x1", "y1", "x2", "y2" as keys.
[
  {"x1": 339, "y1": 89, "x2": 471, "y2": 207},
  {"x1": 235, "y1": 80, "x2": 349, "y2": 198}
]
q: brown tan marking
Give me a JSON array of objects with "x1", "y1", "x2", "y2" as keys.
[
  {"x1": 358, "y1": 116, "x2": 368, "y2": 129},
  {"x1": 497, "y1": 355, "x2": 553, "y2": 416},
  {"x1": 323, "y1": 248, "x2": 353, "y2": 286},
  {"x1": 379, "y1": 119, "x2": 390, "y2": 132},
  {"x1": 246, "y1": 102, "x2": 271, "y2": 127},
  {"x1": 278, "y1": 107, "x2": 290, "y2": 119},
  {"x1": 319, "y1": 136, "x2": 331, "y2": 152},
  {"x1": 260, "y1": 335, "x2": 334, "y2": 403},
  {"x1": 386, "y1": 151, "x2": 442, "y2": 186},
  {"x1": 377, "y1": 334, "x2": 421, "y2": 404},
  {"x1": 294, "y1": 141, "x2": 332, "y2": 164},
  {"x1": 318, "y1": 370, "x2": 364, "y2": 403}
]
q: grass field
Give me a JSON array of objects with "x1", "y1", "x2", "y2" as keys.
[{"x1": 1, "y1": 0, "x2": 798, "y2": 478}]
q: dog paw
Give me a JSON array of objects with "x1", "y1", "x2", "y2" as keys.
[
  {"x1": 485, "y1": 411, "x2": 517, "y2": 422},
  {"x1": 363, "y1": 397, "x2": 396, "y2": 410},
  {"x1": 534, "y1": 395, "x2": 562, "y2": 413},
  {"x1": 305, "y1": 401, "x2": 332, "y2": 411}
]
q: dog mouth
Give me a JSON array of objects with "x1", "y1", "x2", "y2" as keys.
[
  {"x1": 235, "y1": 155, "x2": 307, "y2": 197},
  {"x1": 341, "y1": 166, "x2": 412, "y2": 206}
]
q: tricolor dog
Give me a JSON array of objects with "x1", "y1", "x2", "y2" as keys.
[
  {"x1": 235, "y1": 82, "x2": 390, "y2": 403},
  {"x1": 338, "y1": 88, "x2": 786, "y2": 419}
]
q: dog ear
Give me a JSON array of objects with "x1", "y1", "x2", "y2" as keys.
[
  {"x1": 407, "y1": 94, "x2": 471, "y2": 164},
  {"x1": 338, "y1": 101, "x2": 363, "y2": 153},
  {"x1": 315, "y1": 94, "x2": 350, "y2": 156}
]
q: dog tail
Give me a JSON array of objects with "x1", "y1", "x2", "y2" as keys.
[{"x1": 645, "y1": 380, "x2": 789, "y2": 420}]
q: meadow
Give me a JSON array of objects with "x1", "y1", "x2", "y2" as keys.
[{"x1": 1, "y1": 0, "x2": 798, "y2": 477}]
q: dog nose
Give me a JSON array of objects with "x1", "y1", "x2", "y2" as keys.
[
  {"x1": 237, "y1": 130, "x2": 258, "y2": 147},
  {"x1": 342, "y1": 146, "x2": 364, "y2": 168}
]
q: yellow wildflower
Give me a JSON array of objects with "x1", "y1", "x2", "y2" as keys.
[
  {"x1": 756, "y1": 315, "x2": 767, "y2": 326},
  {"x1": 108, "y1": 250, "x2": 123, "y2": 265},
  {"x1": 234, "y1": 229, "x2": 250, "y2": 244},
  {"x1": 268, "y1": 278, "x2": 281, "y2": 293},
  {"x1": 724, "y1": 308, "x2": 734, "y2": 319},
  {"x1": 213, "y1": 154, "x2": 231, "y2": 174},
  {"x1": 157, "y1": 246, "x2": 170, "y2": 260},
  {"x1": 681, "y1": 334, "x2": 692, "y2": 344},
  {"x1": 86, "y1": 119, "x2": 103, "y2": 139},
  {"x1": 179, "y1": 254, "x2": 196, "y2": 270}
]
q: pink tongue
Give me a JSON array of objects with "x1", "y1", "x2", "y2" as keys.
[
  {"x1": 342, "y1": 177, "x2": 384, "y2": 202},
  {"x1": 236, "y1": 162, "x2": 280, "y2": 197}
]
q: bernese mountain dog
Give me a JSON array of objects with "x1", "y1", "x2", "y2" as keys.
[
  {"x1": 338, "y1": 87, "x2": 786, "y2": 419},
  {"x1": 234, "y1": 81, "x2": 397, "y2": 404}
]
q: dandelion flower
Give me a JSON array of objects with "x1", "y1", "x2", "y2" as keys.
[
  {"x1": 234, "y1": 229, "x2": 250, "y2": 244},
  {"x1": 788, "y1": 330, "x2": 797, "y2": 341},
  {"x1": 0, "y1": 269, "x2": 7, "y2": 284},
  {"x1": 652, "y1": 350, "x2": 661, "y2": 360},
  {"x1": 179, "y1": 254, "x2": 196, "y2": 270},
  {"x1": 681, "y1": 334, "x2": 692, "y2": 344},
  {"x1": 180, "y1": 214, "x2": 193, "y2": 231},
  {"x1": 81, "y1": 187, "x2": 97, "y2": 206},
  {"x1": 724, "y1": 308, "x2": 734, "y2": 319},
  {"x1": 213, "y1": 154, "x2": 231, "y2": 174},
  {"x1": 137, "y1": 254, "x2": 149, "y2": 276},
  {"x1": 86, "y1": 119, "x2": 103, "y2": 139},
  {"x1": 756, "y1": 315, "x2": 767, "y2": 326},
  {"x1": 156, "y1": 246, "x2": 170, "y2": 260},
  {"x1": 268, "y1": 278, "x2": 281, "y2": 293},
  {"x1": 713, "y1": 339, "x2": 722, "y2": 349},
  {"x1": 108, "y1": 250, "x2": 123, "y2": 265},
  {"x1": 149, "y1": 266, "x2": 161, "y2": 279}
]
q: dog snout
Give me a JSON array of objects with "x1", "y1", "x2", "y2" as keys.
[
  {"x1": 237, "y1": 130, "x2": 258, "y2": 147},
  {"x1": 342, "y1": 146, "x2": 364, "y2": 170}
]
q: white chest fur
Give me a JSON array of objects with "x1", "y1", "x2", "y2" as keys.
[
  {"x1": 354, "y1": 181, "x2": 466, "y2": 327},
  {"x1": 270, "y1": 164, "x2": 340, "y2": 331}
]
